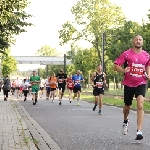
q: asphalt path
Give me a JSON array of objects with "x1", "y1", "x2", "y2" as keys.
[{"x1": 16, "y1": 95, "x2": 150, "y2": 150}]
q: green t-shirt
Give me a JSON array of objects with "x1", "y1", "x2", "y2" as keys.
[{"x1": 30, "y1": 75, "x2": 40, "y2": 88}]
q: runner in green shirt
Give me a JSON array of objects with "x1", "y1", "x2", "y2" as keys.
[{"x1": 30, "y1": 71, "x2": 40, "y2": 105}]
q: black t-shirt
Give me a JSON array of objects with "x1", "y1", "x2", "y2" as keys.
[
  {"x1": 56, "y1": 73, "x2": 67, "y2": 84},
  {"x1": 93, "y1": 72, "x2": 105, "y2": 88}
]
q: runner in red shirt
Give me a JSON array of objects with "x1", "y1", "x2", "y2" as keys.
[{"x1": 66, "y1": 74, "x2": 74, "y2": 103}]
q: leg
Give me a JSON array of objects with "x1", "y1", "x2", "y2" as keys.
[
  {"x1": 3, "y1": 90, "x2": 6, "y2": 101},
  {"x1": 46, "y1": 88, "x2": 49, "y2": 99},
  {"x1": 51, "y1": 89, "x2": 55, "y2": 102},
  {"x1": 73, "y1": 87, "x2": 77, "y2": 100},
  {"x1": 98, "y1": 94, "x2": 103, "y2": 114},
  {"x1": 59, "y1": 89, "x2": 62, "y2": 101},
  {"x1": 68, "y1": 89, "x2": 71, "y2": 101},
  {"x1": 77, "y1": 91, "x2": 80, "y2": 106},
  {"x1": 24, "y1": 90, "x2": 27, "y2": 101},
  {"x1": 6, "y1": 90, "x2": 9, "y2": 100},
  {"x1": 33, "y1": 93, "x2": 36, "y2": 105},
  {"x1": 136, "y1": 95, "x2": 144, "y2": 131},
  {"x1": 123, "y1": 105, "x2": 131, "y2": 121},
  {"x1": 93, "y1": 88, "x2": 98, "y2": 111}
]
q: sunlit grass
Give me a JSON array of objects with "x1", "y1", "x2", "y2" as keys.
[{"x1": 64, "y1": 90, "x2": 150, "y2": 112}]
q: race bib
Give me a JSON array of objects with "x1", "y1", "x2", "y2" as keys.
[
  {"x1": 68, "y1": 83, "x2": 72, "y2": 87},
  {"x1": 96, "y1": 82, "x2": 103, "y2": 88},
  {"x1": 130, "y1": 63, "x2": 144, "y2": 77},
  {"x1": 75, "y1": 80, "x2": 80, "y2": 84},
  {"x1": 23, "y1": 85, "x2": 27, "y2": 90},
  {"x1": 58, "y1": 79, "x2": 63, "y2": 83}
]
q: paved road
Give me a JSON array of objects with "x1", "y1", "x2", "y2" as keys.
[{"x1": 14, "y1": 95, "x2": 150, "y2": 150}]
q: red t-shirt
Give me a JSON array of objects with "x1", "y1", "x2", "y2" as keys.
[{"x1": 67, "y1": 78, "x2": 74, "y2": 89}]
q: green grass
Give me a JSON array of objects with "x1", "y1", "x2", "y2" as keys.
[
  {"x1": 82, "y1": 87, "x2": 150, "y2": 97},
  {"x1": 64, "y1": 89, "x2": 150, "y2": 113}
]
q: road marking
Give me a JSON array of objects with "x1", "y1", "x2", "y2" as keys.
[{"x1": 68, "y1": 108, "x2": 92, "y2": 111}]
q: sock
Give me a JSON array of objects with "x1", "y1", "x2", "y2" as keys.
[{"x1": 124, "y1": 120, "x2": 128, "y2": 124}]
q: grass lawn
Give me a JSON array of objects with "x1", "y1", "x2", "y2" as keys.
[{"x1": 64, "y1": 89, "x2": 150, "y2": 113}]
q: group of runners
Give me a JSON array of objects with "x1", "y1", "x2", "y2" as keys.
[
  {"x1": 2, "y1": 34, "x2": 149, "y2": 141},
  {"x1": 29, "y1": 68, "x2": 84, "y2": 106},
  {"x1": 8, "y1": 68, "x2": 85, "y2": 106}
]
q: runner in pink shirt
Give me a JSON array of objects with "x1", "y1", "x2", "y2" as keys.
[{"x1": 114, "y1": 35, "x2": 150, "y2": 140}]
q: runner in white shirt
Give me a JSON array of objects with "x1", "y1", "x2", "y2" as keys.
[
  {"x1": 22, "y1": 79, "x2": 30, "y2": 101},
  {"x1": 39, "y1": 77, "x2": 45, "y2": 98},
  {"x1": 15, "y1": 77, "x2": 22, "y2": 98}
]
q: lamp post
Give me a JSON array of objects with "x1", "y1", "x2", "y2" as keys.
[{"x1": 101, "y1": 32, "x2": 105, "y2": 73}]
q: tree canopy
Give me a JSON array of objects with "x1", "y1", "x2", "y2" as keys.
[{"x1": 0, "y1": 0, "x2": 32, "y2": 53}]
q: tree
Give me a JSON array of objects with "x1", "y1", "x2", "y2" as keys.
[
  {"x1": 106, "y1": 21, "x2": 142, "y2": 61},
  {"x1": 59, "y1": 0, "x2": 125, "y2": 61},
  {"x1": 0, "y1": 0, "x2": 32, "y2": 53},
  {"x1": 141, "y1": 10, "x2": 150, "y2": 53},
  {"x1": 1, "y1": 50, "x2": 17, "y2": 77},
  {"x1": 36, "y1": 45, "x2": 58, "y2": 56}
]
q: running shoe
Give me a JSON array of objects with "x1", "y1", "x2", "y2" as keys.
[
  {"x1": 59, "y1": 101, "x2": 61, "y2": 105},
  {"x1": 135, "y1": 130, "x2": 143, "y2": 140},
  {"x1": 122, "y1": 119, "x2": 129, "y2": 135},
  {"x1": 70, "y1": 100, "x2": 71, "y2": 103},
  {"x1": 77, "y1": 102, "x2": 80, "y2": 106},
  {"x1": 93, "y1": 104, "x2": 97, "y2": 111},
  {"x1": 98, "y1": 110, "x2": 102, "y2": 115}
]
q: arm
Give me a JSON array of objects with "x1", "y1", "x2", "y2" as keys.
[
  {"x1": 145, "y1": 66, "x2": 150, "y2": 80},
  {"x1": 103, "y1": 72, "x2": 107, "y2": 85},
  {"x1": 114, "y1": 64, "x2": 130, "y2": 73},
  {"x1": 90, "y1": 72, "x2": 96, "y2": 87},
  {"x1": 114, "y1": 64, "x2": 125, "y2": 73},
  {"x1": 64, "y1": 74, "x2": 67, "y2": 81}
]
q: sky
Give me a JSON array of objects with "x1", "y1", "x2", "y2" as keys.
[{"x1": 10, "y1": 0, "x2": 150, "y2": 71}]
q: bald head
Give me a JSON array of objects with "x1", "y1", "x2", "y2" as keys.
[
  {"x1": 132, "y1": 35, "x2": 143, "y2": 49},
  {"x1": 77, "y1": 70, "x2": 81, "y2": 75}
]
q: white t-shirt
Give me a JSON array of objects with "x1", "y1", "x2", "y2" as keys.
[
  {"x1": 40, "y1": 79, "x2": 45, "y2": 87},
  {"x1": 22, "y1": 82, "x2": 30, "y2": 90},
  {"x1": 15, "y1": 79, "x2": 22, "y2": 87}
]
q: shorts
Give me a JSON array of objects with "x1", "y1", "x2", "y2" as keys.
[
  {"x1": 51, "y1": 88, "x2": 56, "y2": 91},
  {"x1": 67, "y1": 87, "x2": 73, "y2": 90},
  {"x1": 31, "y1": 87, "x2": 39, "y2": 94},
  {"x1": 73, "y1": 86, "x2": 81, "y2": 93},
  {"x1": 40, "y1": 87, "x2": 44, "y2": 90},
  {"x1": 58, "y1": 84, "x2": 66, "y2": 93},
  {"x1": 93, "y1": 88, "x2": 104, "y2": 96},
  {"x1": 46, "y1": 87, "x2": 50, "y2": 94},
  {"x1": 16, "y1": 87, "x2": 20, "y2": 90},
  {"x1": 124, "y1": 84, "x2": 146, "y2": 106},
  {"x1": 11, "y1": 87, "x2": 15, "y2": 92}
]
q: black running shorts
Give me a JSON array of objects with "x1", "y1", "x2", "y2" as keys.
[
  {"x1": 73, "y1": 86, "x2": 81, "y2": 93},
  {"x1": 93, "y1": 88, "x2": 104, "y2": 96},
  {"x1": 58, "y1": 83, "x2": 66, "y2": 93},
  {"x1": 124, "y1": 84, "x2": 146, "y2": 106}
]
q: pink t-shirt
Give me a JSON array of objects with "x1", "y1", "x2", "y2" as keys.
[{"x1": 114, "y1": 49, "x2": 150, "y2": 87}]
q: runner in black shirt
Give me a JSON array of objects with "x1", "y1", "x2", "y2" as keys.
[{"x1": 56, "y1": 68, "x2": 67, "y2": 105}]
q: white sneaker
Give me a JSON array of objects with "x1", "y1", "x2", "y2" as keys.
[
  {"x1": 135, "y1": 130, "x2": 143, "y2": 140},
  {"x1": 122, "y1": 119, "x2": 129, "y2": 135}
]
